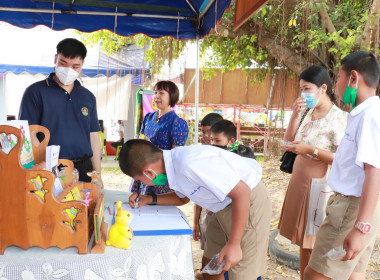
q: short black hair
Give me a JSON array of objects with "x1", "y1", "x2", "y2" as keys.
[
  {"x1": 154, "y1": 81, "x2": 179, "y2": 107},
  {"x1": 119, "y1": 139, "x2": 162, "y2": 177},
  {"x1": 56, "y1": 38, "x2": 87, "y2": 60},
  {"x1": 299, "y1": 65, "x2": 336, "y2": 104},
  {"x1": 201, "y1": 113, "x2": 223, "y2": 126},
  {"x1": 341, "y1": 51, "x2": 380, "y2": 88},
  {"x1": 210, "y1": 120, "x2": 237, "y2": 140}
]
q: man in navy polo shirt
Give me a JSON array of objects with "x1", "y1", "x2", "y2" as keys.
[{"x1": 18, "y1": 38, "x2": 101, "y2": 183}]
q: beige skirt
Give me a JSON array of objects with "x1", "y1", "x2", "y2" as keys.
[{"x1": 278, "y1": 154, "x2": 327, "y2": 249}]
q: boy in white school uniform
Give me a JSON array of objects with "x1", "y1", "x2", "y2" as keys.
[
  {"x1": 304, "y1": 51, "x2": 380, "y2": 280},
  {"x1": 119, "y1": 139, "x2": 272, "y2": 280}
]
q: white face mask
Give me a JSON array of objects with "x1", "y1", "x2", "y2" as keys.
[{"x1": 55, "y1": 66, "x2": 79, "y2": 85}]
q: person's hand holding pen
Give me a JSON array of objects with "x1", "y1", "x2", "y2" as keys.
[
  {"x1": 129, "y1": 183, "x2": 148, "y2": 209},
  {"x1": 129, "y1": 192, "x2": 151, "y2": 208},
  {"x1": 134, "y1": 192, "x2": 141, "y2": 209}
]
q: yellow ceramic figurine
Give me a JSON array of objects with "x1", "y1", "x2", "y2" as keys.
[{"x1": 106, "y1": 201, "x2": 134, "y2": 249}]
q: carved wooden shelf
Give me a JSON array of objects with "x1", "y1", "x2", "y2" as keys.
[{"x1": 0, "y1": 125, "x2": 104, "y2": 254}]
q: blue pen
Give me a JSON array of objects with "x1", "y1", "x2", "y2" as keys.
[{"x1": 134, "y1": 183, "x2": 144, "y2": 209}]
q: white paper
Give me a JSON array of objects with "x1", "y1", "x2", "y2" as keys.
[
  {"x1": 46, "y1": 145, "x2": 63, "y2": 196},
  {"x1": 46, "y1": 145, "x2": 60, "y2": 174},
  {"x1": 123, "y1": 204, "x2": 182, "y2": 217}
]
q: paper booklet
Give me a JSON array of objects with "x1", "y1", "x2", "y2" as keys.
[
  {"x1": 46, "y1": 145, "x2": 63, "y2": 197},
  {"x1": 114, "y1": 203, "x2": 193, "y2": 236}
]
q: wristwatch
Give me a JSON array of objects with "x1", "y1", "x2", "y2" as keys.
[
  {"x1": 354, "y1": 221, "x2": 372, "y2": 234},
  {"x1": 149, "y1": 192, "x2": 157, "y2": 205},
  {"x1": 311, "y1": 148, "x2": 319, "y2": 159}
]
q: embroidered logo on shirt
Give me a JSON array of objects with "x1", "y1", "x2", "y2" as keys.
[
  {"x1": 344, "y1": 132, "x2": 354, "y2": 142},
  {"x1": 81, "y1": 107, "x2": 89, "y2": 116},
  {"x1": 190, "y1": 186, "x2": 201, "y2": 195}
]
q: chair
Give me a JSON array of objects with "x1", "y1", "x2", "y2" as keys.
[
  {"x1": 98, "y1": 132, "x2": 107, "y2": 162},
  {"x1": 115, "y1": 145, "x2": 123, "y2": 160}
]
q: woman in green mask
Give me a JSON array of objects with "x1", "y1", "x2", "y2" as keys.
[{"x1": 278, "y1": 65, "x2": 348, "y2": 279}]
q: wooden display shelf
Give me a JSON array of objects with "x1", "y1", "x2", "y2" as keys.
[{"x1": 0, "y1": 125, "x2": 105, "y2": 254}]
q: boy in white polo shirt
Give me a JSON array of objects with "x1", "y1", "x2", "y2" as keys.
[
  {"x1": 119, "y1": 139, "x2": 272, "y2": 280},
  {"x1": 304, "y1": 51, "x2": 380, "y2": 280}
]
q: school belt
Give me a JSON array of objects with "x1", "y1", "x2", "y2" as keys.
[{"x1": 334, "y1": 192, "x2": 352, "y2": 198}]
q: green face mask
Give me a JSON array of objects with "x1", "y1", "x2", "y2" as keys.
[
  {"x1": 144, "y1": 169, "x2": 168, "y2": 185},
  {"x1": 343, "y1": 76, "x2": 358, "y2": 107},
  {"x1": 152, "y1": 173, "x2": 168, "y2": 185}
]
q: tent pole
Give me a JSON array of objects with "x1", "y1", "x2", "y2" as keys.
[
  {"x1": 0, "y1": 74, "x2": 6, "y2": 121},
  {"x1": 194, "y1": 33, "x2": 200, "y2": 144}
]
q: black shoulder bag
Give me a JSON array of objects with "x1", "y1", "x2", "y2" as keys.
[{"x1": 280, "y1": 109, "x2": 310, "y2": 174}]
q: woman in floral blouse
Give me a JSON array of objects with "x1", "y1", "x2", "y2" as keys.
[
  {"x1": 278, "y1": 65, "x2": 347, "y2": 279},
  {"x1": 130, "y1": 80, "x2": 188, "y2": 194}
]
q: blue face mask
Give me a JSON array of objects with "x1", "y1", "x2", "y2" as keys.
[
  {"x1": 301, "y1": 91, "x2": 320, "y2": 108},
  {"x1": 144, "y1": 169, "x2": 168, "y2": 185}
]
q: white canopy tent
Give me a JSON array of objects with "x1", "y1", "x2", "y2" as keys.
[{"x1": 0, "y1": 23, "x2": 148, "y2": 121}]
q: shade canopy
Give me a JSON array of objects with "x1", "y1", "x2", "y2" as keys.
[
  {"x1": 0, "y1": 0, "x2": 231, "y2": 39},
  {"x1": 0, "y1": 42, "x2": 148, "y2": 82}
]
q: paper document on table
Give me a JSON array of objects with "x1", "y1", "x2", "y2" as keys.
[{"x1": 114, "y1": 203, "x2": 193, "y2": 236}]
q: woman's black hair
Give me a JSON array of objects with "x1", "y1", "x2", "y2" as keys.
[
  {"x1": 154, "y1": 81, "x2": 179, "y2": 107},
  {"x1": 299, "y1": 65, "x2": 337, "y2": 105}
]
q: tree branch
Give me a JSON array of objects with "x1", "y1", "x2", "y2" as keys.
[
  {"x1": 213, "y1": 19, "x2": 309, "y2": 75},
  {"x1": 318, "y1": 3, "x2": 337, "y2": 34}
]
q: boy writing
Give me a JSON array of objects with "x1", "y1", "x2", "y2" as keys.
[
  {"x1": 119, "y1": 139, "x2": 271, "y2": 280},
  {"x1": 304, "y1": 51, "x2": 380, "y2": 279}
]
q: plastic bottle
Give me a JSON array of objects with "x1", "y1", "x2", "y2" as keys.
[
  {"x1": 323, "y1": 247, "x2": 346, "y2": 260},
  {"x1": 201, "y1": 253, "x2": 226, "y2": 275}
]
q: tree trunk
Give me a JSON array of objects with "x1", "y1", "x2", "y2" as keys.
[
  {"x1": 361, "y1": 0, "x2": 380, "y2": 50},
  {"x1": 214, "y1": 20, "x2": 310, "y2": 75}
]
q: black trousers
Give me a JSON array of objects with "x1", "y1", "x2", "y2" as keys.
[
  {"x1": 73, "y1": 157, "x2": 93, "y2": 182},
  {"x1": 110, "y1": 138, "x2": 124, "y2": 148}
]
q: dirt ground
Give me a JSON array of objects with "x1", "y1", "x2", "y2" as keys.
[{"x1": 102, "y1": 158, "x2": 380, "y2": 280}]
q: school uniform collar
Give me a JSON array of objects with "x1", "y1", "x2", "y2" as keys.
[{"x1": 350, "y1": 96, "x2": 379, "y2": 117}]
